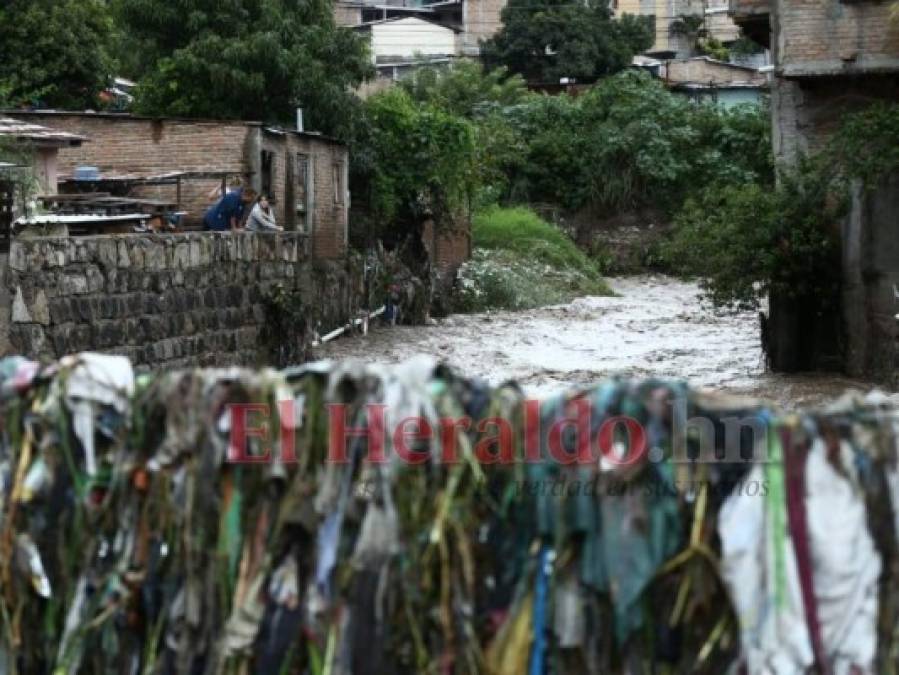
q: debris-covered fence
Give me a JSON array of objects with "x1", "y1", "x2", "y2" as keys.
[{"x1": 0, "y1": 352, "x2": 897, "y2": 674}]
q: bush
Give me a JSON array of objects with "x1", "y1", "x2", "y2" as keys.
[
  {"x1": 496, "y1": 71, "x2": 773, "y2": 217},
  {"x1": 473, "y1": 206, "x2": 603, "y2": 279},
  {"x1": 664, "y1": 103, "x2": 899, "y2": 312},
  {"x1": 664, "y1": 160, "x2": 843, "y2": 311}
]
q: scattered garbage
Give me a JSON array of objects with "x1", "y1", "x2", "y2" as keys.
[{"x1": 0, "y1": 352, "x2": 896, "y2": 673}]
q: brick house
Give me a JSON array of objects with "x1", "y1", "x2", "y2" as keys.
[
  {"x1": 730, "y1": 0, "x2": 899, "y2": 379},
  {"x1": 4, "y1": 112, "x2": 350, "y2": 259}
]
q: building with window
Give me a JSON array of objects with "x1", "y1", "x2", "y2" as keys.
[
  {"x1": 730, "y1": 0, "x2": 899, "y2": 379},
  {"x1": 615, "y1": 0, "x2": 745, "y2": 59},
  {"x1": 3, "y1": 111, "x2": 350, "y2": 258}
]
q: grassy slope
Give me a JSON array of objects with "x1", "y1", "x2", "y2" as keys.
[{"x1": 453, "y1": 207, "x2": 612, "y2": 312}]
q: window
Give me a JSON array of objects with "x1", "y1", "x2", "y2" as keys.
[
  {"x1": 260, "y1": 150, "x2": 275, "y2": 201},
  {"x1": 296, "y1": 153, "x2": 310, "y2": 231},
  {"x1": 333, "y1": 162, "x2": 346, "y2": 205}
]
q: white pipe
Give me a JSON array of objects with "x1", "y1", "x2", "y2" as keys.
[{"x1": 312, "y1": 306, "x2": 386, "y2": 347}]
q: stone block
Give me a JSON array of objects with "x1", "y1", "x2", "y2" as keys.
[
  {"x1": 189, "y1": 239, "x2": 202, "y2": 268},
  {"x1": 145, "y1": 243, "x2": 166, "y2": 270},
  {"x1": 97, "y1": 239, "x2": 118, "y2": 269},
  {"x1": 117, "y1": 241, "x2": 132, "y2": 268},
  {"x1": 61, "y1": 273, "x2": 88, "y2": 296},
  {"x1": 174, "y1": 242, "x2": 190, "y2": 269},
  {"x1": 31, "y1": 290, "x2": 50, "y2": 326},
  {"x1": 12, "y1": 287, "x2": 31, "y2": 323}
]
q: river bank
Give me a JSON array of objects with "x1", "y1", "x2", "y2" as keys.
[{"x1": 315, "y1": 275, "x2": 883, "y2": 409}]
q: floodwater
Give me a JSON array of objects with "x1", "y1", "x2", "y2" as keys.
[{"x1": 314, "y1": 275, "x2": 887, "y2": 409}]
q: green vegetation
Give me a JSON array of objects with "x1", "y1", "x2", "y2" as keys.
[
  {"x1": 415, "y1": 69, "x2": 770, "y2": 217},
  {"x1": 399, "y1": 61, "x2": 529, "y2": 118},
  {"x1": 473, "y1": 206, "x2": 599, "y2": 276},
  {"x1": 352, "y1": 88, "x2": 478, "y2": 244},
  {"x1": 113, "y1": 0, "x2": 372, "y2": 136},
  {"x1": 454, "y1": 207, "x2": 610, "y2": 312},
  {"x1": 664, "y1": 102, "x2": 899, "y2": 311},
  {"x1": 482, "y1": 0, "x2": 654, "y2": 84},
  {"x1": 0, "y1": 0, "x2": 113, "y2": 109}
]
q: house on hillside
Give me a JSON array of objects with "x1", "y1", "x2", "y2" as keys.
[
  {"x1": 354, "y1": 16, "x2": 461, "y2": 85},
  {"x1": 4, "y1": 111, "x2": 350, "y2": 259},
  {"x1": 661, "y1": 56, "x2": 769, "y2": 106},
  {"x1": 729, "y1": 0, "x2": 899, "y2": 380},
  {"x1": 615, "y1": 0, "x2": 748, "y2": 59},
  {"x1": 335, "y1": 0, "x2": 503, "y2": 58}
]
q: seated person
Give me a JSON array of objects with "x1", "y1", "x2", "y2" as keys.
[
  {"x1": 245, "y1": 194, "x2": 283, "y2": 232},
  {"x1": 203, "y1": 187, "x2": 256, "y2": 231}
]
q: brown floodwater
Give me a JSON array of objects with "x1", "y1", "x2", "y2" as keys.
[{"x1": 314, "y1": 275, "x2": 890, "y2": 409}]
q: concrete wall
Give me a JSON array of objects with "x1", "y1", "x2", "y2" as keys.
[
  {"x1": 615, "y1": 0, "x2": 703, "y2": 57},
  {"x1": 461, "y1": 0, "x2": 506, "y2": 55},
  {"x1": 4, "y1": 232, "x2": 337, "y2": 369},
  {"x1": 842, "y1": 174, "x2": 899, "y2": 381},
  {"x1": 742, "y1": 0, "x2": 899, "y2": 380},
  {"x1": 335, "y1": 0, "x2": 363, "y2": 25}
]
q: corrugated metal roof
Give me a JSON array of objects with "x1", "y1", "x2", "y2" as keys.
[{"x1": 0, "y1": 117, "x2": 86, "y2": 146}]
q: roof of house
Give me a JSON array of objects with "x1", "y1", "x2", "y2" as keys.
[
  {"x1": 1, "y1": 110, "x2": 345, "y2": 146},
  {"x1": 354, "y1": 15, "x2": 462, "y2": 32},
  {"x1": 0, "y1": 117, "x2": 86, "y2": 147}
]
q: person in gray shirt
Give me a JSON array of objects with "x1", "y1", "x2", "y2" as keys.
[{"x1": 246, "y1": 194, "x2": 283, "y2": 232}]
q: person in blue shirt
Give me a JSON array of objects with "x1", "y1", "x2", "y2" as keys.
[{"x1": 203, "y1": 187, "x2": 256, "y2": 231}]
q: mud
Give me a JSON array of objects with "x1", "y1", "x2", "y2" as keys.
[{"x1": 314, "y1": 275, "x2": 888, "y2": 409}]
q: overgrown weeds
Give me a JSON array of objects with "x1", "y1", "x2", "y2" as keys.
[{"x1": 453, "y1": 207, "x2": 611, "y2": 312}]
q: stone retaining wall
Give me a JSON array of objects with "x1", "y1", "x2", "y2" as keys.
[{"x1": 5, "y1": 232, "x2": 321, "y2": 369}]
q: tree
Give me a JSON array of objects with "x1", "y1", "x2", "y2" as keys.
[
  {"x1": 114, "y1": 0, "x2": 373, "y2": 136},
  {"x1": 494, "y1": 71, "x2": 772, "y2": 215},
  {"x1": 399, "y1": 61, "x2": 530, "y2": 118},
  {"x1": 0, "y1": 0, "x2": 112, "y2": 110},
  {"x1": 352, "y1": 89, "x2": 477, "y2": 242},
  {"x1": 482, "y1": 0, "x2": 653, "y2": 84}
]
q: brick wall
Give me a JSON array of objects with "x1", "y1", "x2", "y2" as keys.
[
  {"x1": 4, "y1": 113, "x2": 350, "y2": 260},
  {"x1": 422, "y1": 219, "x2": 471, "y2": 281},
  {"x1": 772, "y1": 74, "x2": 898, "y2": 163},
  {"x1": 6, "y1": 232, "x2": 308, "y2": 369},
  {"x1": 773, "y1": 0, "x2": 899, "y2": 77},
  {"x1": 6, "y1": 113, "x2": 251, "y2": 229}
]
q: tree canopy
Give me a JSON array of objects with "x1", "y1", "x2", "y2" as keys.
[
  {"x1": 0, "y1": 0, "x2": 112, "y2": 110},
  {"x1": 482, "y1": 0, "x2": 654, "y2": 84},
  {"x1": 113, "y1": 0, "x2": 373, "y2": 135},
  {"x1": 352, "y1": 88, "x2": 477, "y2": 241},
  {"x1": 399, "y1": 61, "x2": 529, "y2": 118}
]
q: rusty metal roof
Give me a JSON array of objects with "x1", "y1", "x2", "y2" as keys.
[{"x1": 0, "y1": 117, "x2": 86, "y2": 146}]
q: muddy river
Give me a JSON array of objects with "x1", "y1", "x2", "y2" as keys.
[{"x1": 314, "y1": 275, "x2": 887, "y2": 409}]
